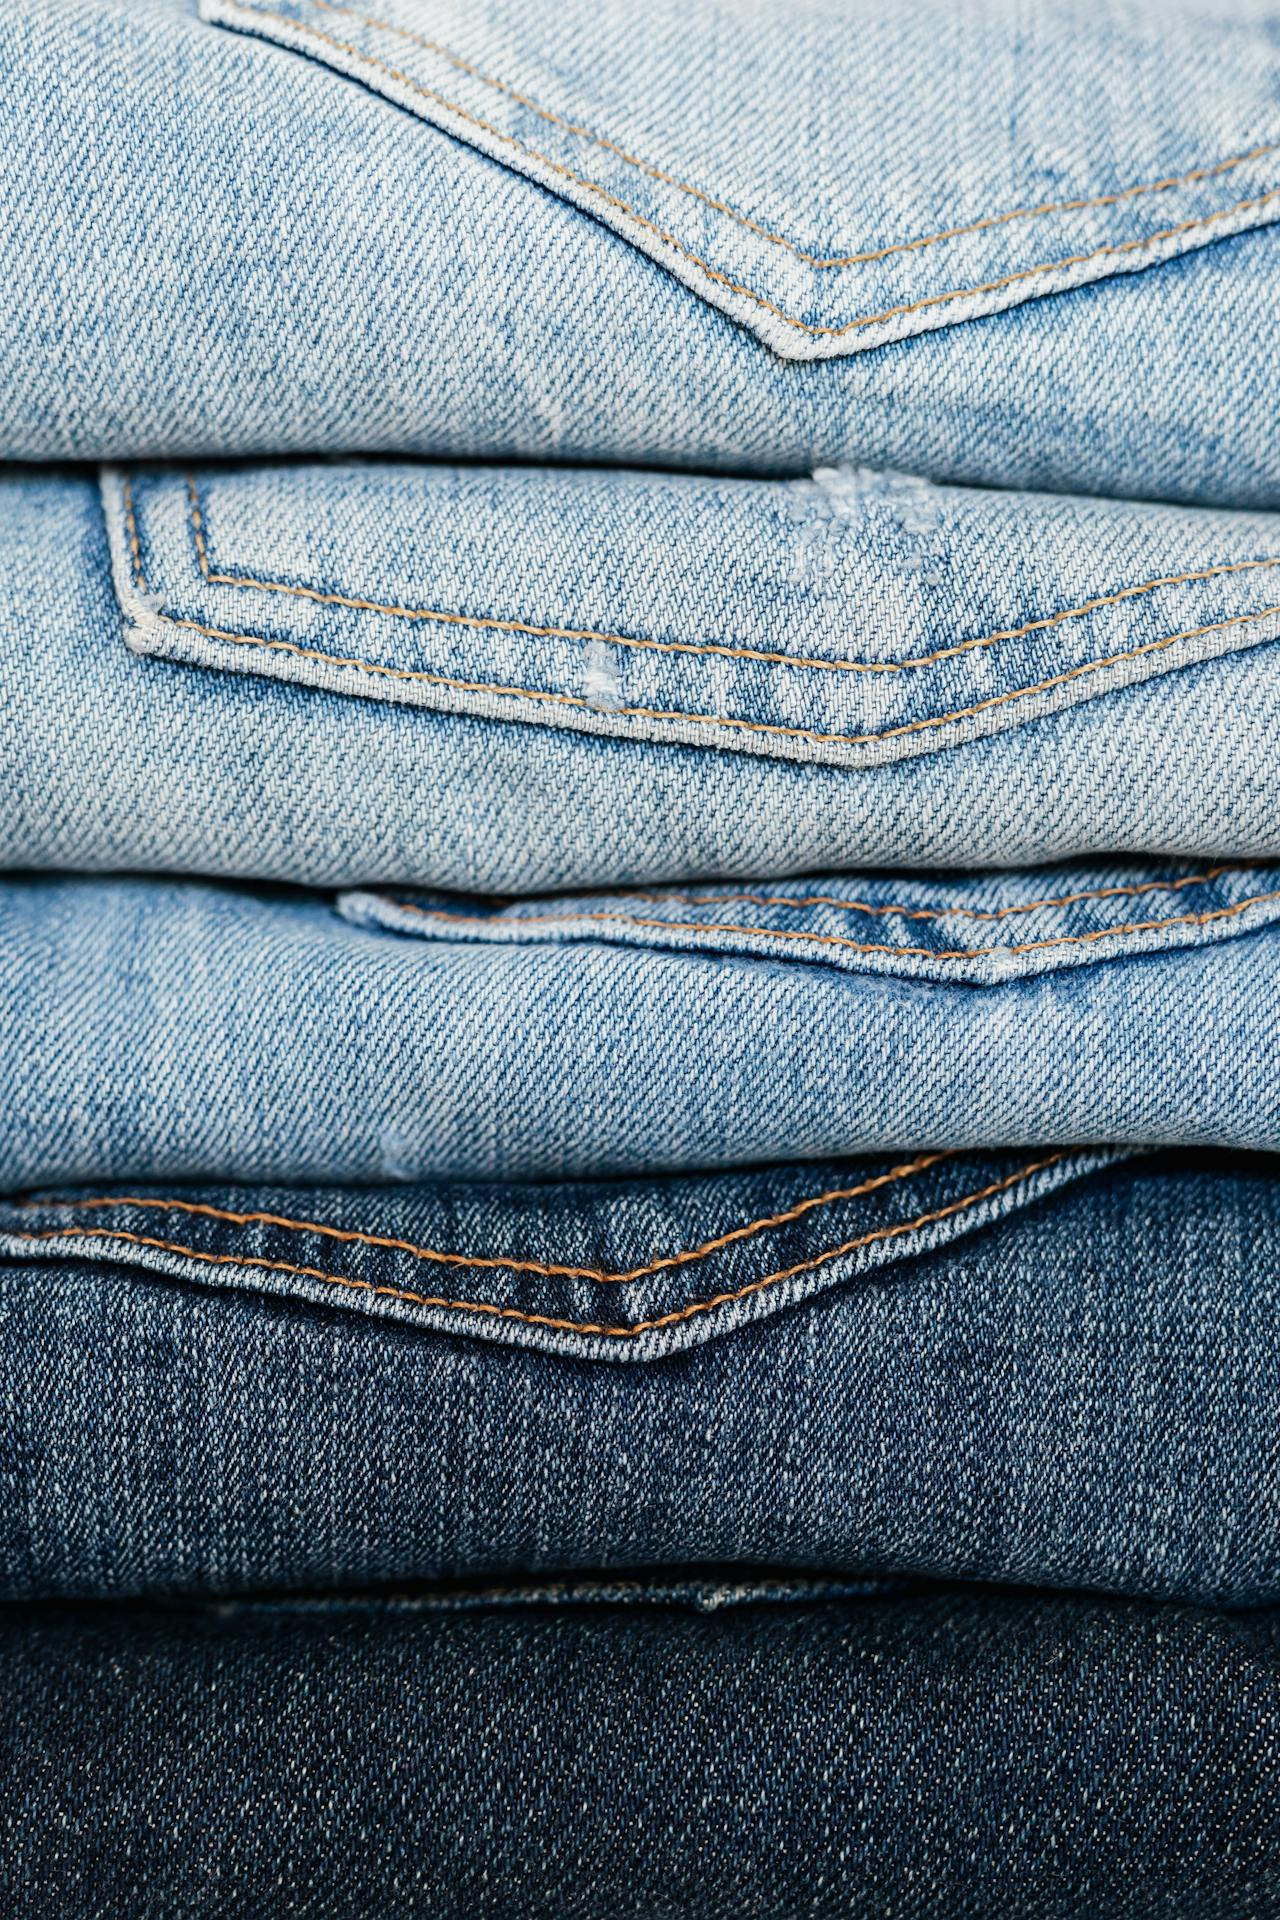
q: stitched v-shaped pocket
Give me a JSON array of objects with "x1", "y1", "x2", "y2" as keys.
[
  {"x1": 338, "y1": 862, "x2": 1280, "y2": 988},
  {"x1": 199, "y1": 0, "x2": 1280, "y2": 361},
  {"x1": 105, "y1": 463, "x2": 1280, "y2": 770},
  {"x1": 1, "y1": 1148, "x2": 1129, "y2": 1360}
]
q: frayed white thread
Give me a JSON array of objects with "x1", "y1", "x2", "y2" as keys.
[{"x1": 583, "y1": 638, "x2": 624, "y2": 711}]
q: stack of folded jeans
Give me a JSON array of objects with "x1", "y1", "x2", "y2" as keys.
[{"x1": 4, "y1": 0, "x2": 1280, "y2": 1912}]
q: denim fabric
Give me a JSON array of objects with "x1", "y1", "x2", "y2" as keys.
[
  {"x1": 110, "y1": 463, "x2": 1280, "y2": 773},
  {"x1": 2, "y1": 870, "x2": 1277, "y2": 1188},
  {"x1": 5, "y1": 1152, "x2": 1280, "y2": 1607},
  {"x1": 4, "y1": 1588, "x2": 1280, "y2": 1917},
  {"x1": 3, "y1": 1, "x2": 1280, "y2": 506},
  {"x1": 6, "y1": 0, "x2": 1279, "y2": 1901},
  {"x1": 7, "y1": 473, "x2": 1280, "y2": 888}
]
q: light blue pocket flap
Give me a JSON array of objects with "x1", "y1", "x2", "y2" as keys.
[
  {"x1": 202, "y1": 0, "x2": 1280, "y2": 360},
  {"x1": 106, "y1": 462, "x2": 1280, "y2": 769}
]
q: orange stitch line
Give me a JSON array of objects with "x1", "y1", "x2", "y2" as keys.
[
  {"x1": 151, "y1": 599, "x2": 1280, "y2": 753},
  {"x1": 20, "y1": 1152, "x2": 951, "y2": 1285},
  {"x1": 216, "y1": 2, "x2": 1280, "y2": 340},
  {"x1": 6, "y1": 1154, "x2": 1066, "y2": 1337},
  {"x1": 121, "y1": 477, "x2": 147, "y2": 594},
  {"x1": 118, "y1": 482, "x2": 1257, "y2": 923},
  {"x1": 596, "y1": 865, "x2": 1243, "y2": 923},
  {"x1": 312, "y1": 0, "x2": 1280, "y2": 274},
  {"x1": 183, "y1": 472, "x2": 1280, "y2": 679},
  {"x1": 383, "y1": 886, "x2": 1280, "y2": 962}
]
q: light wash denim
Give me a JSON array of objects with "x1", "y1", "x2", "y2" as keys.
[
  {"x1": 5, "y1": 1589, "x2": 1280, "y2": 1919},
  {"x1": 2, "y1": 867, "x2": 1278, "y2": 1190},
  {"x1": 5, "y1": 467, "x2": 1280, "y2": 888},
  {"x1": 2, "y1": 0, "x2": 1279, "y2": 505},
  {"x1": 5, "y1": 1, "x2": 1280, "y2": 1904},
  {"x1": 10, "y1": 1152, "x2": 1280, "y2": 1607}
]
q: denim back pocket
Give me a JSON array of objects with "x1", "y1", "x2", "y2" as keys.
[
  {"x1": 338, "y1": 861, "x2": 1280, "y2": 987},
  {"x1": 198, "y1": 0, "x2": 1280, "y2": 360},
  {"x1": 104, "y1": 464, "x2": 1280, "y2": 770},
  {"x1": 1, "y1": 1148, "x2": 1129, "y2": 1360}
]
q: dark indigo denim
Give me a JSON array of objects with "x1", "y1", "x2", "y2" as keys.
[
  {"x1": 5, "y1": 1151, "x2": 1279, "y2": 1608},
  {"x1": 4, "y1": 1586, "x2": 1280, "y2": 1918},
  {"x1": 5, "y1": 0, "x2": 1280, "y2": 1907}
]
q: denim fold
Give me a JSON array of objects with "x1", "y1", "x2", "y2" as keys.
[
  {"x1": 4, "y1": 1587, "x2": 1279, "y2": 1918},
  {"x1": 4, "y1": 0, "x2": 1279, "y2": 1904},
  {"x1": 3, "y1": 1, "x2": 1280, "y2": 505},
  {"x1": 4, "y1": 469, "x2": 1280, "y2": 889},
  {"x1": 4, "y1": 1151, "x2": 1278, "y2": 1607},
  {"x1": 2, "y1": 870, "x2": 1277, "y2": 1188}
]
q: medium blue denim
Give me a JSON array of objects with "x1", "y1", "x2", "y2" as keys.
[
  {"x1": 4, "y1": 1151, "x2": 1280, "y2": 1608},
  {"x1": 1, "y1": 868, "x2": 1277, "y2": 1188},
  {"x1": 6, "y1": 468, "x2": 1280, "y2": 889},
  {"x1": 3, "y1": 2, "x2": 1280, "y2": 507},
  {"x1": 4, "y1": 1587, "x2": 1280, "y2": 1918},
  {"x1": 4, "y1": 1, "x2": 1279, "y2": 1904}
]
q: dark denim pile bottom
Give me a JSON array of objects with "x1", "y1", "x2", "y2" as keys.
[
  {"x1": 6, "y1": 1587, "x2": 1280, "y2": 1919},
  {"x1": 4, "y1": 1151, "x2": 1280, "y2": 1912}
]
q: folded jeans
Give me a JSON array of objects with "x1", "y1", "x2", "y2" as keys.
[
  {"x1": 3, "y1": 867, "x2": 1277, "y2": 1188},
  {"x1": 4, "y1": 1585, "x2": 1279, "y2": 1918},
  {"x1": 4, "y1": 1150, "x2": 1278, "y2": 1607},
  {"x1": 6, "y1": 467, "x2": 1280, "y2": 890},
  {"x1": 5, "y1": 0, "x2": 1280, "y2": 507}
]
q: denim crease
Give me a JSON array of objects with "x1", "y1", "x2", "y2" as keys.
[
  {"x1": 2, "y1": 1, "x2": 1280, "y2": 507},
  {"x1": 3, "y1": 0, "x2": 1280, "y2": 1904},
  {"x1": 2, "y1": 1588, "x2": 1279, "y2": 1918},
  {"x1": 1, "y1": 869, "x2": 1277, "y2": 1189},
  {"x1": 5, "y1": 471, "x2": 1280, "y2": 889},
  {"x1": 4, "y1": 1152, "x2": 1280, "y2": 1607}
]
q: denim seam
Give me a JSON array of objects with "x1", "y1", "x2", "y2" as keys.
[
  {"x1": 123, "y1": 480, "x2": 149, "y2": 595},
  {"x1": 123, "y1": 480, "x2": 1280, "y2": 751},
  {"x1": 6, "y1": 1153, "x2": 1066, "y2": 1337},
  {"x1": 605, "y1": 866, "x2": 1243, "y2": 922},
  {"x1": 147, "y1": 601, "x2": 1280, "y2": 750},
  {"x1": 377, "y1": 887, "x2": 1280, "y2": 961},
  {"x1": 308, "y1": 0, "x2": 1280, "y2": 270},
  {"x1": 184, "y1": 474, "x2": 1280, "y2": 679},
  {"x1": 212, "y1": 2, "x2": 1280, "y2": 340},
  {"x1": 14, "y1": 1153, "x2": 951, "y2": 1285}
]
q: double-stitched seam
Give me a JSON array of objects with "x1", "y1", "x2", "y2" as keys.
[
  {"x1": 141, "y1": 599, "x2": 1280, "y2": 750},
  {"x1": 309, "y1": 0, "x2": 1280, "y2": 271},
  {"x1": 15, "y1": 1153, "x2": 950, "y2": 1285},
  {"x1": 381, "y1": 887, "x2": 1280, "y2": 961},
  {"x1": 5, "y1": 1155, "x2": 1065, "y2": 1338},
  {"x1": 122, "y1": 478, "x2": 148, "y2": 594},
  {"x1": 215, "y1": 3, "x2": 1280, "y2": 340},
  {"x1": 184, "y1": 473, "x2": 1280, "y2": 679},
  {"x1": 132, "y1": 479, "x2": 1280, "y2": 748},
  {"x1": 604, "y1": 866, "x2": 1243, "y2": 923}
]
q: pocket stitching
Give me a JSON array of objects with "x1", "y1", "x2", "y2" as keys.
[
  {"x1": 15, "y1": 1152, "x2": 950, "y2": 1285},
  {"x1": 213, "y1": 1, "x2": 1280, "y2": 340},
  {"x1": 184, "y1": 473, "x2": 1280, "y2": 680},
  {"x1": 373, "y1": 888, "x2": 1280, "y2": 963},
  {"x1": 595, "y1": 866, "x2": 1243, "y2": 923},
  {"x1": 7, "y1": 1153, "x2": 1066, "y2": 1338},
  {"x1": 308, "y1": 0, "x2": 1280, "y2": 272},
  {"x1": 123, "y1": 475, "x2": 1280, "y2": 754},
  {"x1": 140, "y1": 598, "x2": 1280, "y2": 754}
]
